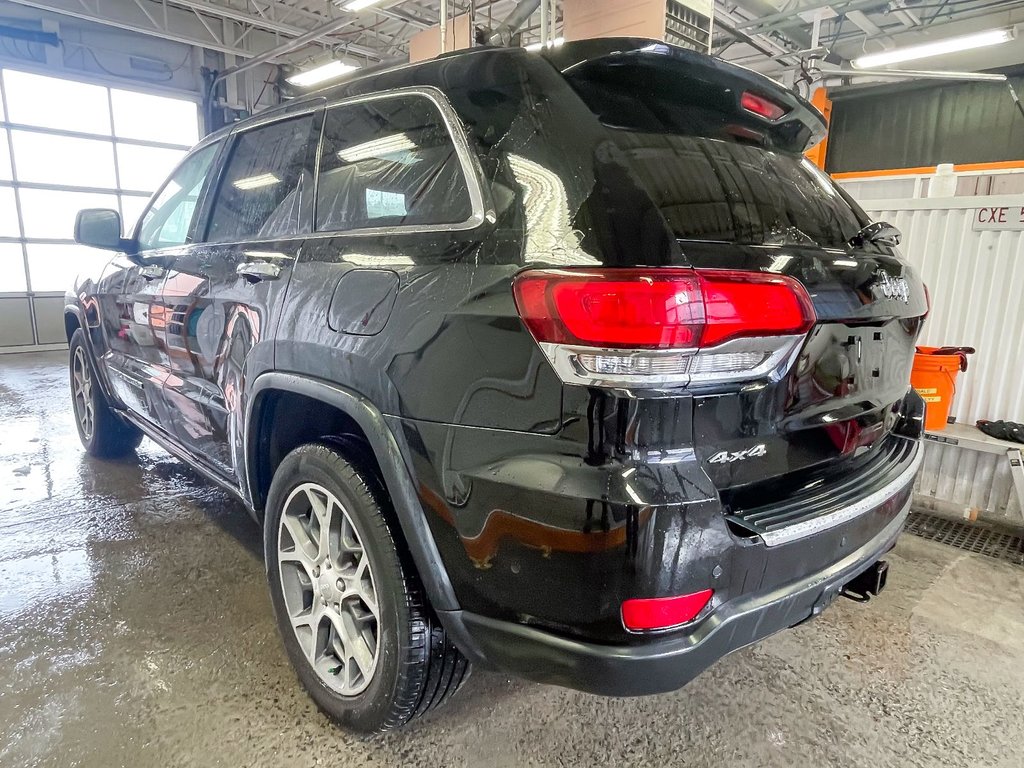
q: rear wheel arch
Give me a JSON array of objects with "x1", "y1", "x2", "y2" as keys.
[{"x1": 245, "y1": 373, "x2": 460, "y2": 613}]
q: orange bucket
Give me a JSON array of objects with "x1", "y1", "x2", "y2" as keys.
[{"x1": 910, "y1": 346, "x2": 970, "y2": 431}]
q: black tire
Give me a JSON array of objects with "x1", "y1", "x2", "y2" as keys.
[
  {"x1": 264, "y1": 443, "x2": 469, "y2": 732},
  {"x1": 69, "y1": 327, "x2": 143, "y2": 458}
]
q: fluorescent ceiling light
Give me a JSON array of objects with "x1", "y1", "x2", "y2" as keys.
[
  {"x1": 286, "y1": 60, "x2": 359, "y2": 87},
  {"x1": 525, "y1": 37, "x2": 564, "y2": 52},
  {"x1": 852, "y1": 28, "x2": 1014, "y2": 69},
  {"x1": 343, "y1": 0, "x2": 384, "y2": 10},
  {"x1": 338, "y1": 133, "x2": 417, "y2": 163},
  {"x1": 233, "y1": 173, "x2": 280, "y2": 190}
]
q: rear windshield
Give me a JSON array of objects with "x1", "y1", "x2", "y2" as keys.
[{"x1": 565, "y1": 60, "x2": 866, "y2": 249}]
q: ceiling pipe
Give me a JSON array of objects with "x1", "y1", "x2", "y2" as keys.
[{"x1": 488, "y1": 0, "x2": 542, "y2": 45}]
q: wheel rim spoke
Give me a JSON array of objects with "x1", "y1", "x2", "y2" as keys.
[
  {"x1": 277, "y1": 481, "x2": 380, "y2": 696},
  {"x1": 72, "y1": 347, "x2": 94, "y2": 440}
]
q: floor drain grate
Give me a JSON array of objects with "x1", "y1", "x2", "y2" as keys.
[{"x1": 906, "y1": 512, "x2": 1024, "y2": 566}]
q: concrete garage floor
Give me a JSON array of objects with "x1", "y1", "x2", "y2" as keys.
[{"x1": 2, "y1": 352, "x2": 1023, "y2": 768}]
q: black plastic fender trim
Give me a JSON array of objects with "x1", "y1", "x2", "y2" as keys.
[{"x1": 245, "y1": 372, "x2": 461, "y2": 613}]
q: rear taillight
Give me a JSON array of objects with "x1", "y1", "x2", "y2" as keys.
[
  {"x1": 740, "y1": 91, "x2": 789, "y2": 121},
  {"x1": 513, "y1": 268, "x2": 815, "y2": 389}
]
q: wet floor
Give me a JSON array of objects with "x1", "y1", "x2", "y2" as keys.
[{"x1": 1, "y1": 351, "x2": 1023, "y2": 768}]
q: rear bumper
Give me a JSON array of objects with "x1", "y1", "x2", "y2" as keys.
[{"x1": 442, "y1": 498, "x2": 910, "y2": 696}]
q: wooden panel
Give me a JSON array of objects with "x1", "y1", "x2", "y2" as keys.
[
  {"x1": 409, "y1": 13, "x2": 472, "y2": 63},
  {"x1": 563, "y1": 0, "x2": 665, "y2": 41}
]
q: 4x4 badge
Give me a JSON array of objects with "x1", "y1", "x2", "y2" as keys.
[
  {"x1": 876, "y1": 270, "x2": 910, "y2": 303},
  {"x1": 708, "y1": 444, "x2": 768, "y2": 464}
]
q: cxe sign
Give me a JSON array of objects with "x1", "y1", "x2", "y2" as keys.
[{"x1": 973, "y1": 205, "x2": 1024, "y2": 231}]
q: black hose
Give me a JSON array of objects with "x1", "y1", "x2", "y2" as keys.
[{"x1": 1008, "y1": 81, "x2": 1024, "y2": 123}]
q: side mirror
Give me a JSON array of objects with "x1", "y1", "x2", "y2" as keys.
[
  {"x1": 849, "y1": 221, "x2": 901, "y2": 249},
  {"x1": 75, "y1": 208, "x2": 127, "y2": 251}
]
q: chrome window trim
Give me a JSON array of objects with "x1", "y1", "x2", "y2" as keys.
[{"x1": 760, "y1": 443, "x2": 923, "y2": 547}]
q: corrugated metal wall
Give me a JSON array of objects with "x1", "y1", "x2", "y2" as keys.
[
  {"x1": 914, "y1": 439, "x2": 1021, "y2": 524},
  {"x1": 861, "y1": 195, "x2": 1024, "y2": 526},
  {"x1": 865, "y1": 196, "x2": 1024, "y2": 425}
]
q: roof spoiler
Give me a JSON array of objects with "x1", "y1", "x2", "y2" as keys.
[{"x1": 542, "y1": 38, "x2": 827, "y2": 151}]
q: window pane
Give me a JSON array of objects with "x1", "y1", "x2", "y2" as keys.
[
  {"x1": 317, "y1": 96, "x2": 471, "y2": 232},
  {"x1": 0, "y1": 243, "x2": 27, "y2": 293},
  {"x1": 12, "y1": 131, "x2": 116, "y2": 188},
  {"x1": 19, "y1": 188, "x2": 119, "y2": 239},
  {"x1": 206, "y1": 115, "x2": 316, "y2": 243},
  {"x1": 116, "y1": 144, "x2": 186, "y2": 193},
  {"x1": 0, "y1": 130, "x2": 12, "y2": 181},
  {"x1": 0, "y1": 187, "x2": 20, "y2": 237},
  {"x1": 110, "y1": 89, "x2": 199, "y2": 146},
  {"x1": 4, "y1": 70, "x2": 112, "y2": 135},
  {"x1": 25, "y1": 243, "x2": 112, "y2": 292},
  {"x1": 120, "y1": 194, "x2": 152, "y2": 235},
  {"x1": 138, "y1": 143, "x2": 218, "y2": 251}
]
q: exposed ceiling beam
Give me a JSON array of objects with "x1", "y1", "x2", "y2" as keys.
[
  {"x1": 727, "y1": 0, "x2": 812, "y2": 48},
  {"x1": 737, "y1": 0, "x2": 887, "y2": 33},
  {"x1": 4, "y1": 0, "x2": 277, "y2": 58},
  {"x1": 161, "y1": 0, "x2": 389, "y2": 59},
  {"x1": 846, "y1": 9, "x2": 882, "y2": 36},
  {"x1": 214, "y1": 11, "x2": 372, "y2": 81}
]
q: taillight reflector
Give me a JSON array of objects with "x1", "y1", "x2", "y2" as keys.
[
  {"x1": 513, "y1": 268, "x2": 814, "y2": 350},
  {"x1": 741, "y1": 91, "x2": 789, "y2": 121},
  {"x1": 621, "y1": 589, "x2": 714, "y2": 631}
]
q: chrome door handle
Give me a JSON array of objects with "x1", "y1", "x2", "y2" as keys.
[
  {"x1": 237, "y1": 262, "x2": 282, "y2": 282},
  {"x1": 139, "y1": 264, "x2": 165, "y2": 281}
]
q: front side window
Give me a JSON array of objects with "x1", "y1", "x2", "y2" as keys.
[
  {"x1": 137, "y1": 143, "x2": 219, "y2": 251},
  {"x1": 316, "y1": 94, "x2": 472, "y2": 232},
  {"x1": 205, "y1": 113, "x2": 318, "y2": 243}
]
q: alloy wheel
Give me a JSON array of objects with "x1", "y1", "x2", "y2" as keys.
[
  {"x1": 72, "y1": 346, "x2": 95, "y2": 441},
  {"x1": 277, "y1": 482, "x2": 381, "y2": 696}
]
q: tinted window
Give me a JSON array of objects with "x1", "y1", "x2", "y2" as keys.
[
  {"x1": 614, "y1": 133, "x2": 863, "y2": 248},
  {"x1": 565, "y1": 62, "x2": 864, "y2": 249},
  {"x1": 316, "y1": 95, "x2": 471, "y2": 232},
  {"x1": 137, "y1": 143, "x2": 218, "y2": 251},
  {"x1": 206, "y1": 113, "x2": 318, "y2": 243}
]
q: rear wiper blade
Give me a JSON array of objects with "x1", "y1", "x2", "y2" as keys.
[{"x1": 849, "y1": 221, "x2": 901, "y2": 249}]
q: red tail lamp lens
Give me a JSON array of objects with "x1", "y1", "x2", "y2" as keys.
[
  {"x1": 741, "y1": 91, "x2": 789, "y2": 121},
  {"x1": 698, "y1": 270, "x2": 815, "y2": 346},
  {"x1": 513, "y1": 268, "x2": 815, "y2": 350},
  {"x1": 622, "y1": 589, "x2": 714, "y2": 631},
  {"x1": 514, "y1": 269, "x2": 705, "y2": 349}
]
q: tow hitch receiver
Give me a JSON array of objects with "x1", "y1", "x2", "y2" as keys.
[{"x1": 841, "y1": 560, "x2": 889, "y2": 603}]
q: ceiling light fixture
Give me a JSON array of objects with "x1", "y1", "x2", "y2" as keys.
[
  {"x1": 286, "y1": 60, "x2": 360, "y2": 87},
  {"x1": 233, "y1": 173, "x2": 280, "y2": 190},
  {"x1": 343, "y1": 0, "x2": 385, "y2": 11},
  {"x1": 852, "y1": 28, "x2": 1014, "y2": 69}
]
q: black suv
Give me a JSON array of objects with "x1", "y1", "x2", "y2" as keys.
[{"x1": 67, "y1": 39, "x2": 927, "y2": 732}]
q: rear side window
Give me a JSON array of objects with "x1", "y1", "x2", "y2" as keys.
[
  {"x1": 205, "y1": 113, "x2": 318, "y2": 243},
  {"x1": 316, "y1": 94, "x2": 471, "y2": 232}
]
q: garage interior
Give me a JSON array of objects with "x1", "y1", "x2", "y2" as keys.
[{"x1": 2, "y1": 0, "x2": 1024, "y2": 765}]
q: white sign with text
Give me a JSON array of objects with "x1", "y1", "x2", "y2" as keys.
[{"x1": 973, "y1": 205, "x2": 1024, "y2": 231}]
